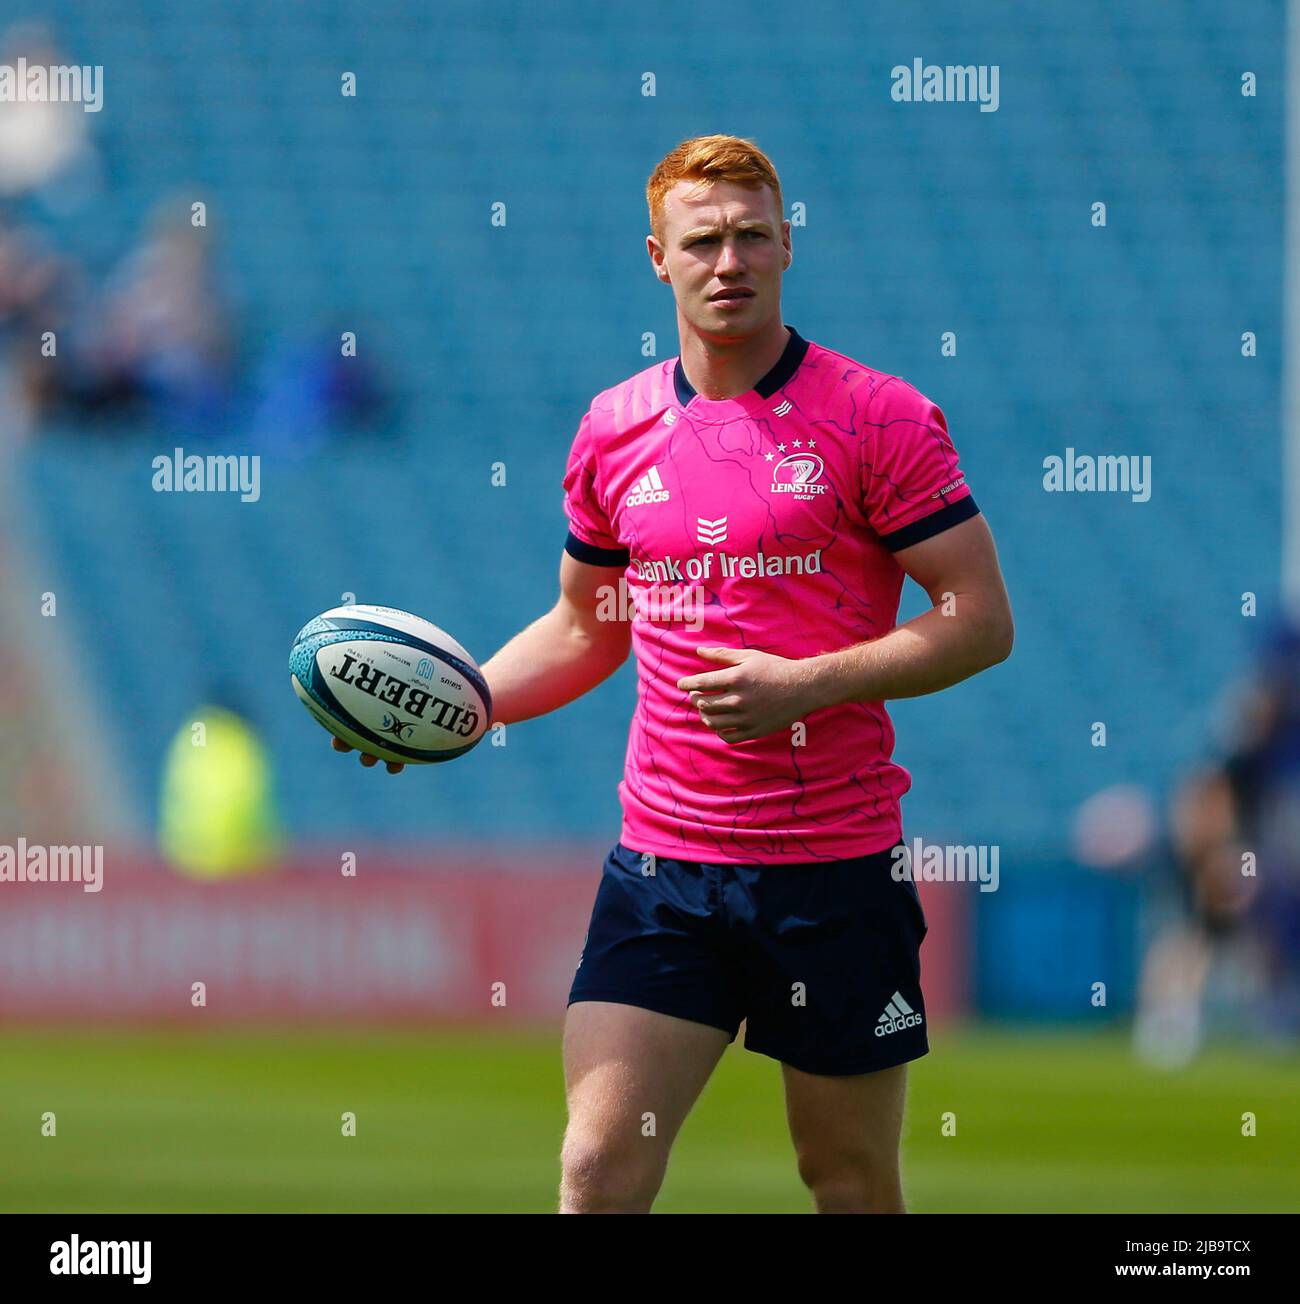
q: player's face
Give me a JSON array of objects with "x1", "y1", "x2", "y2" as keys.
[{"x1": 649, "y1": 179, "x2": 791, "y2": 337}]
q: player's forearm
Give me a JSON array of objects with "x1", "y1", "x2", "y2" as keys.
[
  {"x1": 480, "y1": 607, "x2": 628, "y2": 726},
  {"x1": 807, "y1": 595, "x2": 1012, "y2": 707}
]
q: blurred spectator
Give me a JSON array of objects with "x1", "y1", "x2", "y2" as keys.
[
  {"x1": 0, "y1": 211, "x2": 70, "y2": 442},
  {"x1": 0, "y1": 112, "x2": 390, "y2": 448},
  {"x1": 1133, "y1": 618, "x2": 1300, "y2": 1066},
  {"x1": 248, "y1": 329, "x2": 394, "y2": 458},
  {"x1": 158, "y1": 688, "x2": 281, "y2": 880},
  {"x1": 68, "y1": 197, "x2": 235, "y2": 432}
]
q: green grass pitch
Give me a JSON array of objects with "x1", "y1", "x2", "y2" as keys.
[{"x1": 0, "y1": 1025, "x2": 1295, "y2": 1212}]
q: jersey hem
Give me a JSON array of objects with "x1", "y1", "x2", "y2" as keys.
[{"x1": 617, "y1": 825, "x2": 905, "y2": 866}]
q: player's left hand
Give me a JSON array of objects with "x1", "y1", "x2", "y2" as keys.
[{"x1": 677, "y1": 646, "x2": 822, "y2": 744}]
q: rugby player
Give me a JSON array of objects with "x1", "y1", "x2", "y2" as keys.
[{"x1": 336, "y1": 134, "x2": 1014, "y2": 1213}]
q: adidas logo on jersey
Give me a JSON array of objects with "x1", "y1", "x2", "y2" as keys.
[
  {"x1": 626, "y1": 465, "x2": 670, "y2": 507},
  {"x1": 875, "y1": 991, "x2": 923, "y2": 1037}
]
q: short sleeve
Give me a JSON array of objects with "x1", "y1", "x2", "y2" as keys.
[
  {"x1": 561, "y1": 408, "x2": 630, "y2": 565},
  {"x1": 860, "y1": 377, "x2": 980, "y2": 552}
]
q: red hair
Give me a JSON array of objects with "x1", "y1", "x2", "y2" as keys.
[{"x1": 646, "y1": 134, "x2": 783, "y2": 243}]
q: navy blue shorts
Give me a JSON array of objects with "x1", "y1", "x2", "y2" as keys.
[{"x1": 567, "y1": 841, "x2": 929, "y2": 1076}]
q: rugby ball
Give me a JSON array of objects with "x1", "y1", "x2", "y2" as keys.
[{"x1": 290, "y1": 605, "x2": 491, "y2": 764}]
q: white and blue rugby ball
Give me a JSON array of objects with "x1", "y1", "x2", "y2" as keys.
[{"x1": 290, "y1": 604, "x2": 491, "y2": 764}]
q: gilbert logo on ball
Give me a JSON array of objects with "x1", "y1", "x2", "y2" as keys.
[{"x1": 290, "y1": 605, "x2": 491, "y2": 764}]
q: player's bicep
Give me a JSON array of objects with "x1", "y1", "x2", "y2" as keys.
[
  {"x1": 557, "y1": 548, "x2": 632, "y2": 656},
  {"x1": 894, "y1": 515, "x2": 1013, "y2": 646}
]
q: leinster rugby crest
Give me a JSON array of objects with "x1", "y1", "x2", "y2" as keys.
[{"x1": 770, "y1": 451, "x2": 827, "y2": 500}]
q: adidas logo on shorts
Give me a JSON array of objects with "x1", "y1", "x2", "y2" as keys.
[
  {"x1": 626, "y1": 465, "x2": 670, "y2": 507},
  {"x1": 875, "y1": 991, "x2": 924, "y2": 1037}
]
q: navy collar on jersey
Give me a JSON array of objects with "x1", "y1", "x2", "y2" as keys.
[{"x1": 672, "y1": 324, "x2": 809, "y2": 407}]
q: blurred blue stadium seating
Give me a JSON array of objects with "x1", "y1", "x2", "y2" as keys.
[{"x1": 11, "y1": 0, "x2": 1283, "y2": 851}]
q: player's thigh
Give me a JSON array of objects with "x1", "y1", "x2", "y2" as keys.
[
  {"x1": 781, "y1": 1060, "x2": 909, "y2": 1176},
  {"x1": 562, "y1": 1000, "x2": 730, "y2": 1158}
]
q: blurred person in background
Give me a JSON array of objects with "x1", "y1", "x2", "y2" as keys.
[
  {"x1": 158, "y1": 684, "x2": 281, "y2": 880},
  {"x1": 69, "y1": 197, "x2": 235, "y2": 433},
  {"x1": 247, "y1": 326, "x2": 394, "y2": 459},
  {"x1": 1133, "y1": 618, "x2": 1300, "y2": 1066},
  {"x1": 0, "y1": 211, "x2": 70, "y2": 441}
]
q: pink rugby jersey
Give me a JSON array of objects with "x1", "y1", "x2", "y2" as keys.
[{"x1": 561, "y1": 325, "x2": 978, "y2": 864}]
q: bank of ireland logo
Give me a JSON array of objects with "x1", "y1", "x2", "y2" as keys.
[
  {"x1": 696, "y1": 515, "x2": 728, "y2": 545},
  {"x1": 771, "y1": 452, "x2": 828, "y2": 500}
]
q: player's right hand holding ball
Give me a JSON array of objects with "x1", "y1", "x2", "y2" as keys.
[
  {"x1": 331, "y1": 736, "x2": 405, "y2": 774},
  {"x1": 293, "y1": 605, "x2": 491, "y2": 778}
]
